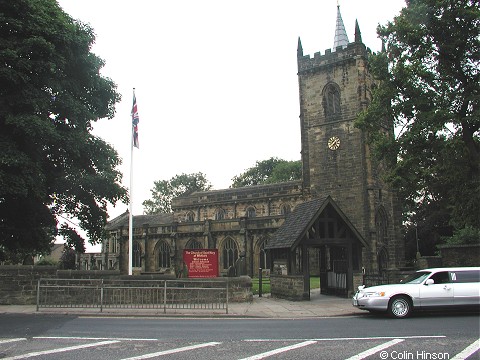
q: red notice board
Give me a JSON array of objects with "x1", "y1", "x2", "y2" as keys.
[{"x1": 183, "y1": 249, "x2": 219, "y2": 278}]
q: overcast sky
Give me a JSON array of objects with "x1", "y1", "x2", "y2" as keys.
[{"x1": 57, "y1": 0, "x2": 406, "y2": 224}]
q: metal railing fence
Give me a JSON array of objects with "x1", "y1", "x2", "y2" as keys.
[{"x1": 36, "y1": 278, "x2": 229, "y2": 313}]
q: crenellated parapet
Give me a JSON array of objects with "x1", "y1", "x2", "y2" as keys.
[
  {"x1": 297, "y1": 41, "x2": 368, "y2": 75},
  {"x1": 171, "y1": 180, "x2": 305, "y2": 223},
  {"x1": 172, "y1": 181, "x2": 303, "y2": 208}
]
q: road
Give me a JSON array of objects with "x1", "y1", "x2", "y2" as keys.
[{"x1": 0, "y1": 312, "x2": 478, "y2": 359}]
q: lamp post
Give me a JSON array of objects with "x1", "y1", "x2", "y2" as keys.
[{"x1": 416, "y1": 226, "x2": 421, "y2": 260}]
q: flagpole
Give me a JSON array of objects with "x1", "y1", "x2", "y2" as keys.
[{"x1": 128, "y1": 88, "x2": 135, "y2": 276}]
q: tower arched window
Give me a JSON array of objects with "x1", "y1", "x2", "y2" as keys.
[
  {"x1": 246, "y1": 207, "x2": 256, "y2": 218},
  {"x1": 133, "y1": 241, "x2": 142, "y2": 268},
  {"x1": 323, "y1": 83, "x2": 341, "y2": 119},
  {"x1": 222, "y1": 238, "x2": 239, "y2": 270},
  {"x1": 375, "y1": 207, "x2": 389, "y2": 246},
  {"x1": 378, "y1": 247, "x2": 389, "y2": 274}
]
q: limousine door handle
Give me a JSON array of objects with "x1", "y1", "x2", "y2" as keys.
[{"x1": 443, "y1": 285, "x2": 452, "y2": 291}]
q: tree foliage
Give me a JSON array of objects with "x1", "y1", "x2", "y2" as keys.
[
  {"x1": 442, "y1": 226, "x2": 480, "y2": 246},
  {"x1": 231, "y1": 157, "x2": 302, "y2": 188},
  {"x1": 356, "y1": 0, "x2": 480, "y2": 253},
  {"x1": 0, "y1": 0, "x2": 127, "y2": 259},
  {"x1": 59, "y1": 246, "x2": 76, "y2": 270},
  {"x1": 143, "y1": 173, "x2": 212, "y2": 214}
]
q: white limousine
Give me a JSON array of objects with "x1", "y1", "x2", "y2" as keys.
[{"x1": 352, "y1": 267, "x2": 480, "y2": 318}]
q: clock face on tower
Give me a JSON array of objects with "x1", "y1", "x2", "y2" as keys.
[{"x1": 327, "y1": 136, "x2": 340, "y2": 150}]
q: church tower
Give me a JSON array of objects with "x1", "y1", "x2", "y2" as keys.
[{"x1": 297, "y1": 5, "x2": 404, "y2": 271}]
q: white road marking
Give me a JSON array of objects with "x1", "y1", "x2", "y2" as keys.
[
  {"x1": 119, "y1": 342, "x2": 221, "y2": 360},
  {"x1": 451, "y1": 338, "x2": 480, "y2": 360},
  {"x1": 0, "y1": 338, "x2": 26, "y2": 345},
  {"x1": 238, "y1": 340, "x2": 317, "y2": 360},
  {"x1": 33, "y1": 336, "x2": 158, "y2": 341},
  {"x1": 245, "y1": 335, "x2": 446, "y2": 341},
  {"x1": 344, "y1": 338, "x2": 404, "y2": 360},
  {"x1": 1, "y1": 340, "x2": 119, "y2": 360}
]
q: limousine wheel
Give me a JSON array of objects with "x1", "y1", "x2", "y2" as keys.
[{"x1": 388, "y1": 296, "x2": 412, "y2": 318}]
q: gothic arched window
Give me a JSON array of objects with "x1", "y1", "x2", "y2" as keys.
[
  {"x1": 185, "y1": 211, "x2": 195, "y2": 222},
  {"x1": 280, "y1": 204, "x2": 291, "y2": 216},
  {"x1": 378, "y1": 247, "x2": 389, "y2": 274},
  {"x1": 222, "y1": 238, "x2": 239, "y2": 270},
  {"x1": 133, "y1": 241, "x2": 142, "y2": 268},
  {"x1": 246, "y1": 207, "x2": 256, "y2": 218},
  {"x1": 109, "y1": 232, "x2": 119, "y2": 254},
  {"x1": 375, "y1": 207, "x2": 389, "y2": 246},
  {"x1": 186, "y1": 239, "x2": 203, "y2": 249},
  {"x1": 215, "y1": 208, "x2": 225, "y2": 220},
  {"x1": 323, "y1": 83, "x2": 341, "y2": 119},
  {"x1": 157, "y1": 241, "x2": 171, "y2": 268}
]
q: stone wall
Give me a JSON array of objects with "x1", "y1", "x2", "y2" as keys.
[
  {"x1": 227, "y1": 276, "x2": 253, "y2": 302},
  {"x1": 437, "y1": 244, "x2": 480, "y2": 267},
  {"x1": 270, "y1": 274, "x2": 308, "y2": 301},
  {"x1": 0, "y1": 265, "x2": 56, "y2": 305},
  {"x1": 416, "y1": 256, "x2": 442, "y2": 269},
  {"x1": 353, "y1": 269, "x2": 415, "y2": 293},
  {"x1": 352, "y1": 272, "x2": 363, "y2": 293},
  {"x1": 414, "y1": 245, "x2": 480, "y2": 269},
  {"x1": 0, "y1": 266, "x2": 252, "y2": 305}
]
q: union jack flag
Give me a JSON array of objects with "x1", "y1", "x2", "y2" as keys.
[{"x1": 131, "y1": 92, "x2": 139, "y2": 148}]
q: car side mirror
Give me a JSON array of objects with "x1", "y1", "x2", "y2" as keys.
[{"x1": 425, "y1": 279, "x2": 434, "y2": 285}]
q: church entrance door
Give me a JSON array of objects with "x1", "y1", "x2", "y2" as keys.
[{"x1": 319, "y1": 245, "x2": 349, "y2": 296}]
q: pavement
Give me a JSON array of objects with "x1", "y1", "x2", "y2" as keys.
[{"x1": 0, "y1": 289, "x2": 365, "y2": 319}]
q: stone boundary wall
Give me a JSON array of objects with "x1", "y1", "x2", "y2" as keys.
[
  {"x1": 270, "y1": 274, "x2": 308, "y2": 301},
  {"x1": 416, "y1": 256, "x2": 442, "y2": 269},
  {"x1": 437, "y1": 244, "x2": 480, "y2": 267},
  {"x1": 0, "y1": 265, "x2": 56, "y2": 305},
  {"x1": 353, "y1": 269, "x2": 415, "y2": 294},
  {"x1": 352, "y1": 272, "x2": 363, "y2": 293},
  {"x1": 0, "y1": 266, "x2": 252, "y2": 305}
]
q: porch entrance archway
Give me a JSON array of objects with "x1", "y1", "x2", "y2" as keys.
[{"x1": 267, "y1": 197, "x2": 368, "y2": 298}]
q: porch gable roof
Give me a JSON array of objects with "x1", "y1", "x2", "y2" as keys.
[{"x1": 266, "y1": 196, "x2": 367, "y2": 250}]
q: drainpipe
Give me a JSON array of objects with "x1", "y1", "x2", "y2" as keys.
[{"x1": 250, "y1": 233, "x2": 254, "y2": 277}]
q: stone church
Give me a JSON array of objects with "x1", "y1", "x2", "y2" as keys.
[{"x1": 100, "y1": 5, "x2": 405, "y2": 296}]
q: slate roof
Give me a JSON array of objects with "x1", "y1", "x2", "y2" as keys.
[
  {"x1": 105, "y1": 211, "x2": 174, "y2": 230},
  {"x1": 266, "y1": 196, "x2": 367, "y2": 250},
  {"x1": 266, "y1": 197, "x2": 328, "y2": 250}
]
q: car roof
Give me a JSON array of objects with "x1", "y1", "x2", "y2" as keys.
[{"x1": 418, "y1": 267, "x2": 480, "y2": 272}]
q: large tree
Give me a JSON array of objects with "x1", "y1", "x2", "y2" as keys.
[
  {"x1": 143, "y1": 173, "x2": 212, "y2": 214},
  {"x1": 356, "y1": 0, "x2": 479, "y2": 255},
  {"x1": 231, "y1": 157, "x2": 302, "y2": 188},
  {"x1": 0, "y1": 0, "x2": 127, "y2": 259}
]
